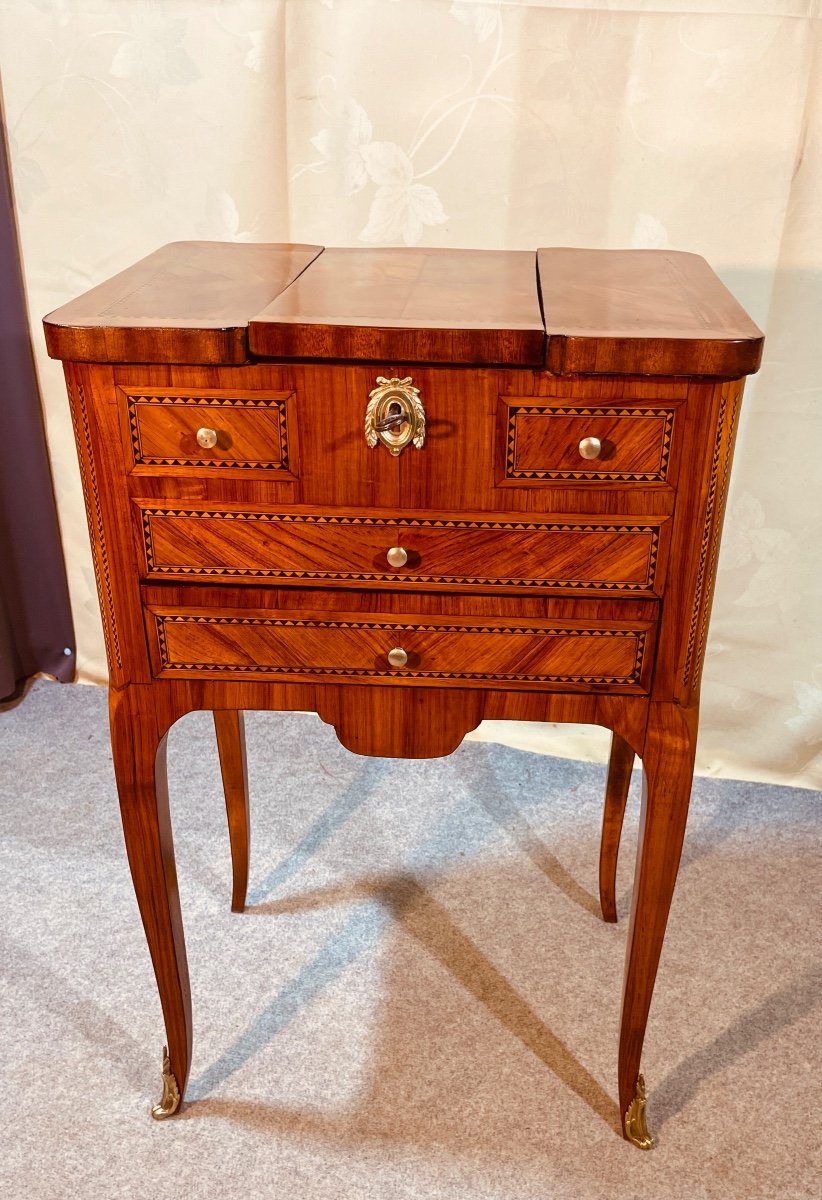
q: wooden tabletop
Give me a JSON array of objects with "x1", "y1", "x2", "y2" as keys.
[{"x1": 44, "y1": 241, "x2": 763, "y2": 375}]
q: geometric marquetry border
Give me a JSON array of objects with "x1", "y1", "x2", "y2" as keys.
[
  {"x1": 155, "y1": 613, "x2": 648, "y2": 687},
  {"x1": 68, "y1": 382, "x2": 123, "y2": 670},
  {"x1": 682, "y1": 384, "x2": 742, "y2": 690},
  {"x1": 140, "y1": 507, "x2": 663, "y2": 592},
  {"x1": 126, "y1": 392, "x2": 290, "y2": 471},
  {"x1": 505, "y1": 406, "x2": 675, "y2": 483}
]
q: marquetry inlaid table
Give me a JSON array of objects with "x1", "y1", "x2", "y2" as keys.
[{"x1": 45, "y1": 242, "x2": 762, "y2": 1147}]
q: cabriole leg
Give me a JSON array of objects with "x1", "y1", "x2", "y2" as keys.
[
  {"x1": 599, "y1": 732, "x2": 635, "y2": 923},
  {"x1": 213, "y1": 710, "x2": 250, "y2": 913},
  {"x1": 110, "y1": 684, "x2": 192, "y2": 1119},
  {"x1": 618, "y1": 702, "x2": 697, "y2": 1148}
]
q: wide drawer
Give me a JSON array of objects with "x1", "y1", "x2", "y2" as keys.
[
  {"x1": 146, "y1": 603, "x2": 656, "y2": 693},
  {"x1": 136, "y1": 504, "x2": 669, "y2": 596},
  {"x1": 121, "y1": 387, "x2": 297, "y2": 478}
]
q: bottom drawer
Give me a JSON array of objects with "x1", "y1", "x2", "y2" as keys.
[{"x1": 146, "y1": 602, "x2": 656, "y2": 693}]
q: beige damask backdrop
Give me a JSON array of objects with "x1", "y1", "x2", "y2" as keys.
[{"x1": 1, "y1": 0, "x2": 820, "y2": 788}]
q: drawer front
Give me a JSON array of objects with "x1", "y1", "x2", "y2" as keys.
[
  {"x1": 147, "y1": 606, "x2": 655, "y2": 693},
  {"x1": 501, "y1": 399, "x2": 676, "y2": 484},
  {"x1": 137, "y1": 505, "x2": 668, "y2": 596},
  {"x1": 115, "y1": 366, "x2": 684, "y2": 516},
  {"x1": 122, "y1": 387, "x2": 297, "y2": 477}
]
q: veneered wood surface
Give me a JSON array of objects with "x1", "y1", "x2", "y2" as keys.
[
  {"x1": 504, "y1": 401, "x2": 675, "y2": 483},
  {"x1": 112, "y1": 677, "x2": 650, "y2": 773},
  {"x1": 142, "y1": 582, "x2": 658, "y2": 620},
  {"x1": 618, "y1": 700, "x2": 698, "y2": 1142},
  {"x1": 68, "y1": 353, "x2": 738, "y2": 705},
  {"x1": 46, "y1": 242, "x2": 763, "y2": 376},
  {"x1": 125, "y1": 388, "x2": 294, "y2": 475},
  {"x1": 651, "y1": 379, "x2": 744, "y2": 705},
  {"x1": 109, "y1": 684, "x2": 192, "y2": 1105},
  {"x1": 65, "y1": 365, "x2": 153, "y2": 686},
  {"x1": 44, "y1": 242, "x2": 322, "y2": 364},
  {"x1": 538, "y1": 248, "x2": 763, "y2": 377},
  {"x1": 107, "y1": 365, "x2": 684, "y2": 521},
  {"x1": 599, "y1": 732, "x2": 635, "y2": 923},
  {"x1": 248, "y1": 247, "x2": 546, "y2": 364},
  {"x1": 137, "y1": 503, "x2": 666, "y2": 596},
  {"x1": 147, "y1": 604, "x2": 655, "y2": 693},
  {"x1": 213, "y1": 710, "x2": 250, "y2": 913}
]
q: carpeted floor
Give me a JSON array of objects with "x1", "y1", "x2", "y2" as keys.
[{"x1": 1, "y1": 679, "x2": 820, "y2": 1199}]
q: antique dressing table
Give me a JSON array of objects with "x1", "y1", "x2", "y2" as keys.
[{"x1": 44, "y1": 243, "x2": 762, "y2": 1148}]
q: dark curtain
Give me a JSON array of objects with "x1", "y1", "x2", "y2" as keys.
[{"x1": 0, "y1": 112, "x2": 74, "y2": 699}]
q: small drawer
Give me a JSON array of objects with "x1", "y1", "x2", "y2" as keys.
[
  {"x1": 136, "y1": 503, "x2": 669, "y2": 596},
  {"x1": 500, "y1": 398, "x2": 677, "y2": 484},
  {"x1": 120, "y1": 387, "x2": 298, "y2": 478},
  {"x1": 147, "y1": 604, "x2": 656, "y2": 693}
]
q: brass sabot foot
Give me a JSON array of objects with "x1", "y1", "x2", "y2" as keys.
[
  {"x1": 624, "y1": 1073, "x2": 654, "y2": 1150},
  {"x1": 150, "y1": 1046, "x2": 182, "y2": 1121}
]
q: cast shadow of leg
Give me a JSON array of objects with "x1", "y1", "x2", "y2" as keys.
[
  {"x1": 651, "y1": 961, "x2": 822, "y2": 1130},
  {"x1": 189, "y1": 871, "x2": 621, "y2": 1137}
]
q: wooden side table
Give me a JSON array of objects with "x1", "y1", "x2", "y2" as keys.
[{"x1": 45, "y1": 243, "x2": 763, "y2": 1147}]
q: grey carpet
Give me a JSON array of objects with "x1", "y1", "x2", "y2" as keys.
[{"x1": 1, "y1": 679, "x2": 820, "y2": 1199}]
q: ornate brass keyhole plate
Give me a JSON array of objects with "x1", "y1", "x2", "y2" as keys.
[{"x1": 365, "y1": 376, "x2": 426, "y2": 457}]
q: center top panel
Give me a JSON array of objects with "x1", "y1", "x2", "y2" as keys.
[{"x1": 248, "y1": 247, "x2": 546, "y2": 366}]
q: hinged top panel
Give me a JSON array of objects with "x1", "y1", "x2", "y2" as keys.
[
  {"x1": 537, "y1": 248, "x2": 763, "y2": 377},
  {"x1": 43, "y1": 241, "x2": 322, "y2": 365}
]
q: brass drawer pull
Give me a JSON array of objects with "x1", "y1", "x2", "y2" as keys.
[
  {"x1": 578, "y1": 436, "x2": 602, "y2": 460},
  {"x1": 387, "y1": 647, "x2": 408, "y2": 668},
  {"x1": 196, "y1": 427, "x2": 219, "y2": 449},
  {"x1": 386, "y1": 546, "x2": 409, "y2": 568}
]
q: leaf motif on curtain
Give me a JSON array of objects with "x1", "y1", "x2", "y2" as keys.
[{"x1": 723, "y1": 492, "x2": 798, "y2": 612}]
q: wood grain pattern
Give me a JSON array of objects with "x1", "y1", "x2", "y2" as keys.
[
  {"x1": 651, "y1": 378, "x2": 745, "y2": 705},
  {"x1": 65, "y1": 364, "x2": 155, "y2": 686},
  {"x1": 248, "y1": 247, "x2": 546, "y2": 365},
  {"x1": 124, "y1": 388, "x2": 295, "y2": 477},
  {"x1": 503, "y1": 402, "x2": 676, "y2": 484},
  {"x1": 110, "y1": 363, "x2": 682, "y2": 520},
  {"x1": 618, "y1": 700, "x2": 698, "y2": 1141},
  {"x1": 213, "y1": 710, "x2": 250, "y2": 914},
  {"x1": 599, "y1": 732, "x2": 636, "y2": 924},
  {"x1": 147, "y1": 605, "x2": 655, "y2": 693},
  {"x1": 137, "y1": 504, "x2": 666, "y2": 595},
  {"x1": 681, "y1": 381, "x2": 743, "y2": 690},
  {"x1": 44, "y1": 241, "x2": 322, "y2": 364},
  {"x1": 65, "y1": 379, "x2": 123, "y2": 672},
  {"x1": 110, "y1": 683, "x2": 192, "y2": 1105},
  {"x1": 46, "y1": 242, "x2": 763, "y2": 377},
  {"x1": 105, "y1": 678, "x2": 650, "y2": 764},
  {"x1": 140, "y1": 582, "x2": 657, "y2": 618},
  {"x1": 49, "y1": 242, "x2": 761, "y2": 1144},
  {"x1": 538, "y1": 248, "x2": 763, "y2": 377}
]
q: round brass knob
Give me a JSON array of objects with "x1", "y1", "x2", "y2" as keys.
[
  {"x1": 387, "y1": 647, "x2": 408, "y2": 668},
  {"x1": 196, "y1": 427, "x2": 219, "y2": 449},
  {"x1": 578, "y1": 436, "x2": 602, "y2": 460},
  {"x1": 386, "y1": 546, "x2": 409, "y2": 569}
]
